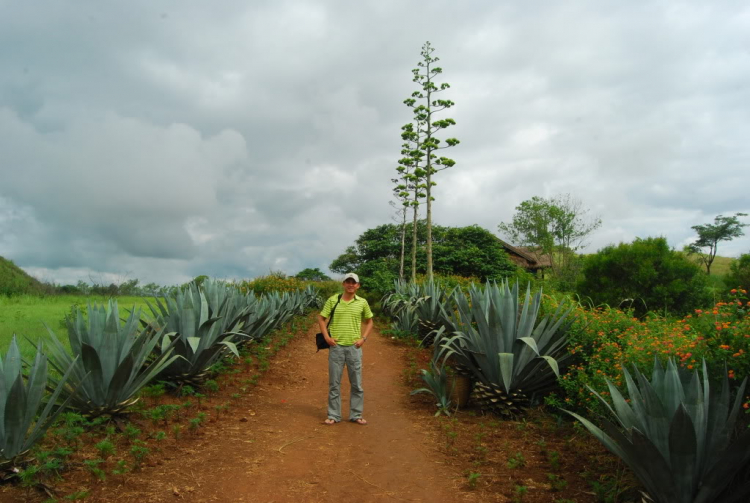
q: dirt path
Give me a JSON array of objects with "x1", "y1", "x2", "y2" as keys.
[{"x1": 100, "y1": 321, "x2": 481, "y2": 503}]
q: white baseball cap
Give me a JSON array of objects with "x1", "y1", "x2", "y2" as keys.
[{"x1": 343, "y1": 272, "x2": 360, "y2": 283}]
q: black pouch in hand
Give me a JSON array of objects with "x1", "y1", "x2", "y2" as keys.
[
  {"x1": 315, "y1": 332, "x2": 329, "y2": 352},
  {"x1": 316, "y1": 294, "x2": 342, "y2": 352}
]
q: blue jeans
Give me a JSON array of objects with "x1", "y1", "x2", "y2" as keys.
[{"x1": 327, "y1": 345, "x2": 363, "y2": 422}]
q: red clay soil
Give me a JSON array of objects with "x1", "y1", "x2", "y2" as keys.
[{"x1": 123, "y1": 323, "x2": 483, "y2": 503}]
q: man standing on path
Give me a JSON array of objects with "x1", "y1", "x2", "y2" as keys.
[{"x1": 318, "y1": 272, "x2": 374, "y2": 425}]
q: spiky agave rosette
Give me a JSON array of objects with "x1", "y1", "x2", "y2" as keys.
[
  {"x1": 565, "y1": 359, "x2": 750, "y2": 503},
  {"x1": 1, "y1": 337, "x2": 78, "y2": 471},
  {"x1": 42, "y1": 300, "x2": 179, "y2": 418},
  {"x1": 436, "y1": 280, "x2": 573, "y2": 418}
]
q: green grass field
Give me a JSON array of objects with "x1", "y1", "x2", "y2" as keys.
[
  {"x1": 705, "y1": 255, "x2": 735, "y2": 276},
  {"x1": 0, "y1": 295, "x2": 153, "y2": 359}
]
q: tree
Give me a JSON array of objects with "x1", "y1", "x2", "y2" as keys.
[
  {"x1": 687, "y1": 213, "x2": 748, "y2": 275},
  {"x1": 498, "y1": 194, "x2": 601, "y2": 286},
  {"x1": 329, "y1": 222, "x2": 518, "y2": 284},
  {"x1": 294, "y1": 267, "x2": 331, "y2": 282},
  {"x1": 577, "y1": 237, "x2": 711, "y2": 317},
  {"x1": 401, "y1": 41, "x2": 459, "y2": 282},
  {"x1": 725, "y1": 253, "x2": 750, "y2": 290}
]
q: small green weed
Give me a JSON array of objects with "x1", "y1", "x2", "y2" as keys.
[
  {"x1": 507, "y1": 452, "x2": 526, "y2": 469},
  {"x1": 83, "y1": 458, "x2": 106, "y2": 481},
  {"x1": 548, "y1": 450, "x2": 561, "y2": 470},
  {"x1": 512, "y1": 484, "x2": 528, "y2": 503},
  {"x1": 466, "y1": 471, "x2": 481, "y2": 489},
  {"x1": 64, "y1": 490, "x2": 90, "y2": 500},
  {"x1": 129, "y1": 440, "x2": 150, "y2": 470},
  {"x1": 547, "y1": 473, "x2": 568, "y2": 492},
  {"x1": 124, "y1": 424, "x2": 141, "y2": 440},
  {"x1": 94, "y1": 439, "x2": 115, "y2": 459}
]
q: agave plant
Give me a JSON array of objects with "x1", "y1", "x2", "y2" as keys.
[
  {"x1": 565, "y1": 359, "x2": 750, "y2": 503},
  {"x1": 1, "y1": 337, "x2": 77, "y2": 468},
  {"x1": 436, "y1": 281, "x2": 572, "y2": 417},
  {"x1": 381, "y1": 280, "x2": 456, "y2": 345},
  {"x1": 410, "y1": 361, "x2": 454, "y2": 417},
  {"x1": 201, "y1": 278, "x2": 255, "y2": 338},
  {"x1": 391, "y1": 303, "x2": 420, "y2": 336},
  {"x1": 43, "y1": 300, "x2": 179, "y2": 417},
  {"x1": 146, "y1": 285, "x2": 242, "y2": 386}
]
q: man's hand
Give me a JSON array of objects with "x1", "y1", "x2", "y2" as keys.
[
  {"x1": 354, "y1": 338, "x2": 365, "y2": 348},
  {"x1": 325, "y1": 335, "x2": 337, "y2": 347}
]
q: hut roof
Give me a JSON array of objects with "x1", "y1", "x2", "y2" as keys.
[{"x1": 495, "y1": 238, "x2": 553, "y2": 270}]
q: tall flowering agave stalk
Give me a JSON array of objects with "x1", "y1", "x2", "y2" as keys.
[
  {"x1": 565, "y1": 359, "x2": 750, "y2": 503},
  {"x1": 436, "y1": 281, "x2": 572, "y2": 417},
  {"x1": 43, "y1": 300, "x2": 178, "y2": 417},
  {"x1": 1, "y1": 337, "x2": 77, "y2": 469}
]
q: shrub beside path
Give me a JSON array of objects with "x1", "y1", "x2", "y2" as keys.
[{"x1": 99, "y1": 322, "x2": 481, "y2": 502}]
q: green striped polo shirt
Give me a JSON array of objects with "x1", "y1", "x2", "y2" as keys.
[{"x1": 320, "y1": 294, "x2": 373, "y2": 346}]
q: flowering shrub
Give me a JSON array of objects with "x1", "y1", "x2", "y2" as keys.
[{"x1": 556, "y1": 289, "x2": 750, "y2": 416}]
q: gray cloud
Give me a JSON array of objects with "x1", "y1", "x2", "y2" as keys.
[{"x1": 1, "y1": 0, "x2": 749, "y2": 286}]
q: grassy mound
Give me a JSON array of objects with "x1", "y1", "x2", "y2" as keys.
[{"x1": 0, "y1": 255, "x2": 49, "y2": 296}]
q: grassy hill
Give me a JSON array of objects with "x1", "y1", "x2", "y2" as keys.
[
  {"x1": 684, "y1": 254, "x2": 735, "y2": 276},
  {"x1": 0, "y1": 256, "x2": 50, "y2": 296}
]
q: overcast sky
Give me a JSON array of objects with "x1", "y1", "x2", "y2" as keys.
[{"x1": 1, "y1": 0, "x2": 749, "y2": 286}]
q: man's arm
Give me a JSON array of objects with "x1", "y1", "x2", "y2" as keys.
[
  {"x1": 317, "y1": 314, "x2": 337, "y2": 346},
  {"x1": 354, "y1": 317, "x2": 374, "y2": 348}
]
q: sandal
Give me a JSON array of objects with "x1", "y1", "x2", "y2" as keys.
[
  {"x1": 323, "y1": 418, "x2": 337, "y2": 425},
  {"x1": 350, "y1": 418, "x2": 367, "y2": 425}
]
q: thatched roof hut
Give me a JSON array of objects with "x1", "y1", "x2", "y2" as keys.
[{"x1": 496, "y1": 239, "x2": 553, "y2": 272}]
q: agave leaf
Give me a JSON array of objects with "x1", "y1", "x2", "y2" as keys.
[
  {"x1": 25, "y1": 354, "x2": 82, "y2": 450},
  {"x1": 563, "y1": 410, "x2": 631, "y2": 466},
  {"x1": 4, "y1": 376, "x2": 27, "y2": 457},
  {"x1": 186, "y1": 337, "x2": 201, "y2": 355},
  {"x1": 606, "y1": 380, "x2": 639, "y2": 430},
  {"x1": 682, "y1": 370, "x2": 707, "y2": 469},
  {"x1": 627, "y1": 426, "x2": 679, "y2": 501},
  {"x1": 537, "y1": 356, "x2": 560, "y2": 378},
  {"x1": 516, "y1": 337, "x2": 541, "y2": 356},
  {"x1": 724, "y1": 376, "x2": 747, "y2": 438},
  {"x1": 22, "y1": 348, "x2": 48, "y2": 431},
  {"x1": 696, "y1": 428, "x2": 750, "y2": 503},
  {"x1": 108, "y1": 353, "x2": 135, "y2": 405},
  {"x1": 218, "y1": 340, "x2": 239, "y2": 358},
  {"x1": 80, "y1": 342, "x2": 105, "y2": 404},
  {"x1": 661, "y1": 359, "x2": 685, "y2": 419},
  {"x1": 497, "y1": 353, "x2": 514, "y2": 394},
  {"x1": 669, "y1": 405, "x2": 698, "y2": 500}
]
